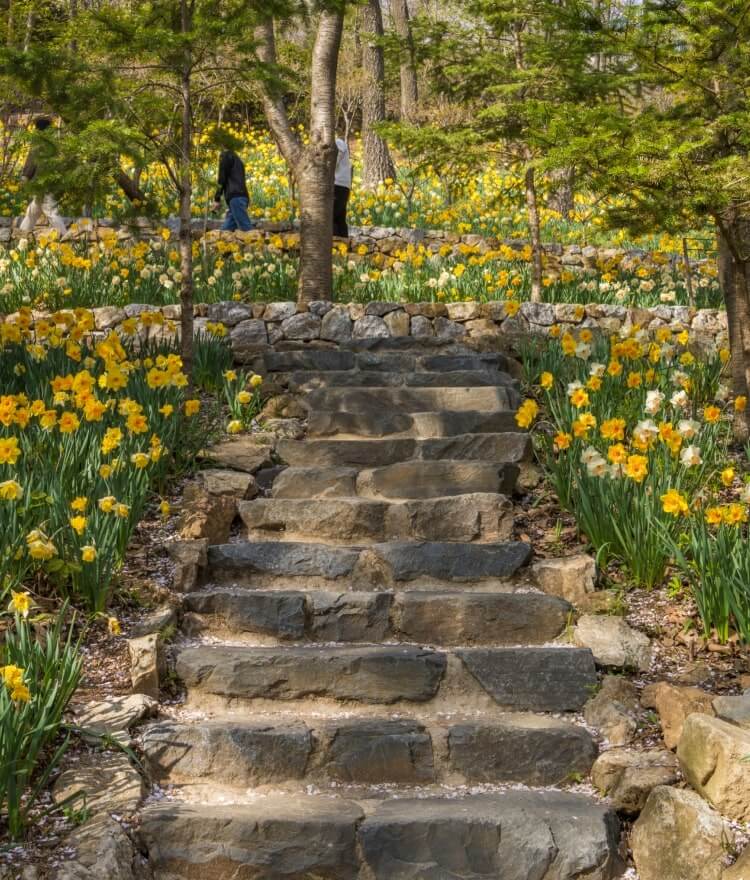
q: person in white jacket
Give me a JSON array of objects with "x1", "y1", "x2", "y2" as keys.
[{"x1": 333, "y1": 137, "x2": 352, "y2": 238}]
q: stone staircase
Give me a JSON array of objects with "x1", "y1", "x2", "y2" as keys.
[{"x1": 138, "y1": 338, "x2": 625, "y2": 879}]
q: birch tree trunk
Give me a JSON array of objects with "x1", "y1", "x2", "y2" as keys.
[
  {"x1": 178, "y1": 0, "x2": 194, "y2": 375},
  {"x1": 390, "y1": 0, "x2": 419, "y2": 122},
  {"x1": 524, "y1": 163, "x2": 543, "y2": 303},
  {"x1": 360, "y1": 0, "x2": 396, "y2": 188}
]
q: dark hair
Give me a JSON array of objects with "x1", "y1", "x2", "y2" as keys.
[{"x1": 34, "y1": 117, "x2": 52, "y2": 131}]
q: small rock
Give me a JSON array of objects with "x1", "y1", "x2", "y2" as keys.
[
  {"x1": 72, "y1": 694, "x2": 157, "y2": 741},
  {"x1": 178, "y1": 484, "x2": 236, "y2": 545},
  {"x1": 321, "y1": 307, "x2": 353, "y2": 342},
  {"x1": 574, "y1": 614, "x2": 652, "y2": 671},
  {"x1": 532, "y1": 554, "x2": 597, "y2": 605},
  {"x1": 128, "y1": 634, "x2": 164, "y2": 700},
  {"x1": 641, "y1": 681, "x2": 715, "y2": 749},
  {"x1": 353, "y1": 315, "x2": 390, "y2": 338},
  {"x1": 53, "y1": 815, "x2": 142, "y2": 880},
  {"x1": 713, "y1": 693, "x2": 750, "y2": 729},
  {"x1": 166, "y1": 538, "x2": 207, "y2": 593},
  {"x1": 410, "y1": 315, "x2": 434, "y2": 337},
  {"x1": 678, "y1": 713, "x2": 750, "y2": 822},
  {"x1": 591, "y1": 748, "x2": 680, "y2": 812},
  {"x1": 632, "y1": 786, "x2": 730, "y2": 880},
  {"x1": 264, "y1": 418, "x2": 305, "y2": 440},
  {"x1": 263, "y1": 302, "x2": 297, "y2": 322},
  {"x1": 195, "y1": 468, "x2": 258, "y2": 499},
  {"x1": 203, "y1": 438, "x2": 273, "y2": 474},
  {"x1": 129, "y1": 605, "x2": 176, "y2": 639},
  {"x1": 280, "y1": 312, "x2": 321, "y2": 340},
  {"x1": 584, "y1": 675, "x2": 640, "y2": 746},
  {"x1": 384, "y1": 309, "x2": 410, "y2": 337}
]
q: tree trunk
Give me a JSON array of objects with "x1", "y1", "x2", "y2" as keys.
[
  {"x1": 116, "y1": 170, "x2": 146, "y2": 204},
  {"x1": 390, "y1": 0, "x2": 419, "y2": 122},
  {"x1": 297, "y1": 150, "x2": 336, "y2": 304},
  {"x1": 717, "y1": 221, "x2": 750, "y2": 439},
  {"x1": 360, "y1": 0, "x2": 396, "y2": 188},
  {"x1": 524, "y1": 163, "x2": 543, "y2": 303},
  {"x1": 178, "y1": 0, "x2": 194, "y2": 377},
  {"x1": 548, "y1": 166, "x2": 576, "y2": 217}
]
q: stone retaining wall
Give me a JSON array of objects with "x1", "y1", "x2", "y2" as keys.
[
  {"x1": 83, "y1": 299, "x2": 727, "y2": 360},
  {"x1": 0, "y1": 216, "x2": 698, "y2": 273}
]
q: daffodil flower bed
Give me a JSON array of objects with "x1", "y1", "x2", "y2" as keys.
[
  {"x1": 520, "y1": 325, "x2": 750, "y2": 642},
  {"x1": 0, "y1": 230, "x2": 722, "y2": 313},
  {"x1": 0, "y1": 307, "x2": 225, "y2": 613}
]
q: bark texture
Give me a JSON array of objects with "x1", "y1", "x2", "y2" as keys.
[
  {"x1": 525, "y1": 164, "x2": 543, "y2": 303},
  {"x1": 257, "y1": 12, "x2": 344, "y2": 303},
  {"x1": 178, "y1": 0, "x2": 194, "y2": 375},
  {"x1": 360, "y1": 0, "x2": 396, "y2": 188},
  {"x1": 390, "y1": 0, "x2": 419, "y2": 122}
]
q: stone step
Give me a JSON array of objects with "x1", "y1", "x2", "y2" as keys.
[
  {"x1": 182, "y1": 588, "x2": 572, "y2": 645},
  {"x1": 140, "y1": 791, "x2": 622, "y2": 879},
  {"x1": 305, "y1": 385, "x2": 520, "y2": 414},
  {"x1": 238, "y1": 493, "x2": 514, "y2": 544},
  {"x1": 286, "y1": 369, "x2": 518, "y2": 389},
  {"x1": 259, "y1": 348, "x2": 516, "y2": 375},
  {"x1": 175, "y1": 644, "x2": 596, "y2": 712},
  {"x1": 306, "y1": 408, "x2": 521, "y2": 439},
  {"x1": 205, "y1": 539, "x2": 532, "y2": 588},
  {"x1": 275, "y1": 433, "x2": 530, "y2": 468},
  {"x1": 271, "y1": 461, "x2": 519, "y2": 500},
  {"x1": 142, "y1": 713, "x2": 596, "y2": 787}
]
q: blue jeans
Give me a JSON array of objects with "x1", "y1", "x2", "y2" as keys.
[{"x1": 221, "y1": 196, "x2": 254, "y2": 231}]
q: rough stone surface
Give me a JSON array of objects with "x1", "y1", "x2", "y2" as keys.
[
  {"x1": 54, "y1": 751, "x2": 143, "y2": 817},
  {"x1": 394, "y1": 591, "x2": 570, "y2": 646},
  {"x1": 359, "y1": 791, "x2": 622, "y2": 880},
  {"x1": 271, "y1": 466, "x2": 358, "y2": 499},
  {"x1": 72, "y1": 694, "x2": 157, "y2": 741},
  {"x1": 632, "y1": 786, "x2": 730, "y2": 880},
  {"x1": 310, "y1": 592, "x2": 392, "y2": 642},
  {"x1": 140, "y1": 799, "x2": 364, "y2": 879},
  {"x1": 183, "y1": 589, "x2": 307, "y2": 638},
  {"x1": 129, "y1": 605, "x2": 176, "y2": 639},
  {"x1": 194, "y1": 468, "x2": 257, "y2": 499},
  {"x1": 678, "y1": 713, "x2": 750, "y2": 822},
  {"x1": 53, "y1": 816, "x2": 144, "y2": 880},
  {"x1": 142, "y1": 720, "x2": 311, "y2": 785},
  {"x1": 321, "y1": 307, "x2": 353, "y2": 342},
  {"x1": 373, "y1": 540, "x2": 532, "y2": 582},
  {"x1": 281, "y1": 312, "x2": 321, "y2": 340},
  {"x1": 318, "y1": 719, "x2": 434, "y2": 784},
  {"x1": 574, "y1": 614, "x2": 652, "y2": 671},
  {"x1": 725, "y1": 848, "x2": 750, "y2": 880},
  {"x1": 178, "y1": 484, "x2": 237, "y2": 546},
  {"x1": 177, "y1": 645, "x2": 447, "y2": 703},
  {"x1": 713, "y1": 693, "x2": 750, "y2": 728},
  {"x1": 208, "y1": 541, "x2": 360, "y2": 581},
  {"x1": 448, "y1": 717, "x2": 597, "y2": 785},
  {"x1": 532, "y1": 554, "x2": 597, "y2": 605},
  {"x1": 165, "y1": 538, "x2": 207, "y2": 593},
  {"x1": 591, "y1": 748, "x2": 680, "y2": 812},
  {"x1": 203, "y1": 438, "x2": 273, "y2": 474},
  {"x1": 458, "y1": 647, "x2": 597, "y2": 712},
  {"x1": 357, "y1": 460, "x2": 518, "y2": 500},
  {"x1": 128, "y1": 634, "x2": 164, "y2": 700},
  {"x1": 584, "y1": 675, "x2": 640, "y2": 746},
  {"x1": 353, "y1": 315, "x2": 390, "y2": 338},
  {"x1": 230, "y1": 319, "x2": 268, "y2": 359},
  {"x1": 641, "y1": 681, "x2": 715, "y2": 749}
]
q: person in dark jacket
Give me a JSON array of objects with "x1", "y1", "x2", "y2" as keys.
[
  {"x1": 19, "y1": 117, "x2": 67, "y2": 237},
  {"x1": 212, "y1": 148, "x2": 254, "y2": 232}
]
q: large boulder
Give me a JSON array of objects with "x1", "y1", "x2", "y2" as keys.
[
  {"x1": 678, "y1": 713, "x2": 750, "y2": 822},
  {"x1": 632, "y1": 786, "x2": 730, "y2": 880},
  {"x1": 573, "y1": 614, "x2": 652, "y2": 671},
  {"x1": 641, "y1": 681, "x2": 715, "y2": 749},
  {"x1": 591, "y1": 748, "x2": 680, "y2": 812}
]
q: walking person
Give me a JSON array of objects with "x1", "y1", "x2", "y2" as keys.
[
  {"x1": 333, "y1": 135, "x2": 352, "y2": 239},
  {"x1": 19, "y1": 117, "x2": 67, "y2": 238},
  {"x1": 212, "y1": 142, "x2": 254, "y2": 232}
]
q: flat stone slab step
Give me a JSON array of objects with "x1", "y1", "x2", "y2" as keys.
[
  {"x1": 176, "y1": 644, "x2": 595, "y2": 711},
  {"x1": 239, "y1": 494, "x2": 514, "y2": 544},
  {"x1": 305, "y1": 385, "x2": 520, "y2": 414},
  {"x1": 285, "y1": 369, "x2": 518, "y2": 389},
  {"x1": 272, "y1": 461, "x2": 519, "y2": 500},
  {"x1": 142, "y1": 713, "x2": 596, "y2": 787},
  {"x1": 140, "y1": 790, "x2": 622, "y2": 879},
  {"x1": 206, "y1": 540, "x2": 532, "y2": 588},
  {"x1": 258, "y1": 348, "x2": 516, "y2": 375},
  {"x1": 275, "y1": 434, "x2": 530, "y2": 467},
  {"x1": 306, "y1": 407, "x2": 521, "y2": 438},
  {"x1": 182, "y1": 588, "x2": 571, "y2": 645}
]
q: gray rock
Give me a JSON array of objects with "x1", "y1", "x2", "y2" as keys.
[
  {"x1": 280, "y1": 312, "x2": 321, "y2": 340},
  {"x1": 532, "y1": 554, "x2": 597, "y2": 605},
  {"x1": 54, "y1": 751, "x2": 143, "y2": 817},
  {"x1": 271, "y1": 466, "x2": 359, "y2": 499},
  {"x1": 195, "y1": 468, "x2": 257, "y2": 498},
  {"x1": 592, "y1": 748, "x2": 680, "y2": 812},
  {"x1": 240, "y1": 497, "x2": 390, "y2": 543},
  {"x1": 384, "y1": 310, "x2": 410, "y2": 337},
  {"x1": 308, "y1": 300, "x2": 334, "y2": 317},
  {"x1": 353, "y1": 315, "x2": 390, "y2": 338},
  {"x1": 359, "y1": 791, "x2": 622, "y2": 880},
  {"x1": 305, "y1": 384, "x2": 518, "y2": 414},
  {"x1": 310, "y1": 592, "x2": 392, "y2": 642},
  {"x1": 458, "y1": 647, "x2": 597, "y2": 711},
  {"x1": 448, "y1": 717, "x2": 597, "y2": 785},
  {"x1": 264, "y1": 348, "x2": 355, "y2": 372},
  {"x1": 92, "y1": 306, "x2": 127, "y2": 330},
  {"x1": 140, "y1": 798, "x2": 364, "y2": 879},
  {"x1": 365, "y1": 301, "x2": 402, "y2": 317},
  {"x1": 207, "y1": 541, "x2": 360, "y2": 582},
  {"x1": 307, "y1": 409, "x2": 414, "y2": 438},
  {"x1": 321, "y1": 307, "x2": 354, "y2": 342},
  {"x1": 374, "y1": 540, "x2": 532, "y2": 582},
  {"x1": 632, "y1": 786, "x2": 730, "y2": 880},
  {"x1": 176, "y1": 645, "x2": 447, "y2": 703},
  {"x1": 410, "y1": 315, "x2": 434, "y2": 337},
  {"x1": 277, "y1": 438, "x2": 417, "y2": 468},
  {"x1": 206, "y1": 302, "x2": 254, "y2": 326},
  {"x1": 394, "y1": 591, "x2": 570, "y2": 646},
  {"x1": 183, "y1": 589, "x2": 307, "y2": 638},
  {"x1": 203, "y1": 438, "x2": 273, "y2": 474},
  {"x1": 357, "y1": 460, "x2": 518, "y2": 500},
  {"x1": 142, "y1": 719, "x2": 311, "y2": 785},
  {"x1": 574, "y1": 614, "x2": 652, "y2": 671},
  {"x1": 433, "y1": 316, "x2": 467, "y2": 338},
  {"x1": 317, "y1": 719, "x2": 434, "y2": 783},
  {"x1": 584, "y1": 675, "x2": 640, "y2": 746},
  {"x1": 230, "y1": 318, "x2": 268, "y2": 359},
  {"x1": 129, "y1": 605, "x2": 176, "y2": 638},
  {"x1": 263, "y1": 301, "x2": 297, "y2": 322},
  {"x1": 713, "y1": 693, "x2": 750, "y2": 728}
]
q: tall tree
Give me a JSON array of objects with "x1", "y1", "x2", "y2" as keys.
[
  {"x1": 359, "y1": 0, "x2": 396, "y2": 187},
  {"x1": 389, "y1": 0, "x2": 419, "y2": 122},
  {"x1": 256, "y1": 3, "x2": 345, "y2": 303}
]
